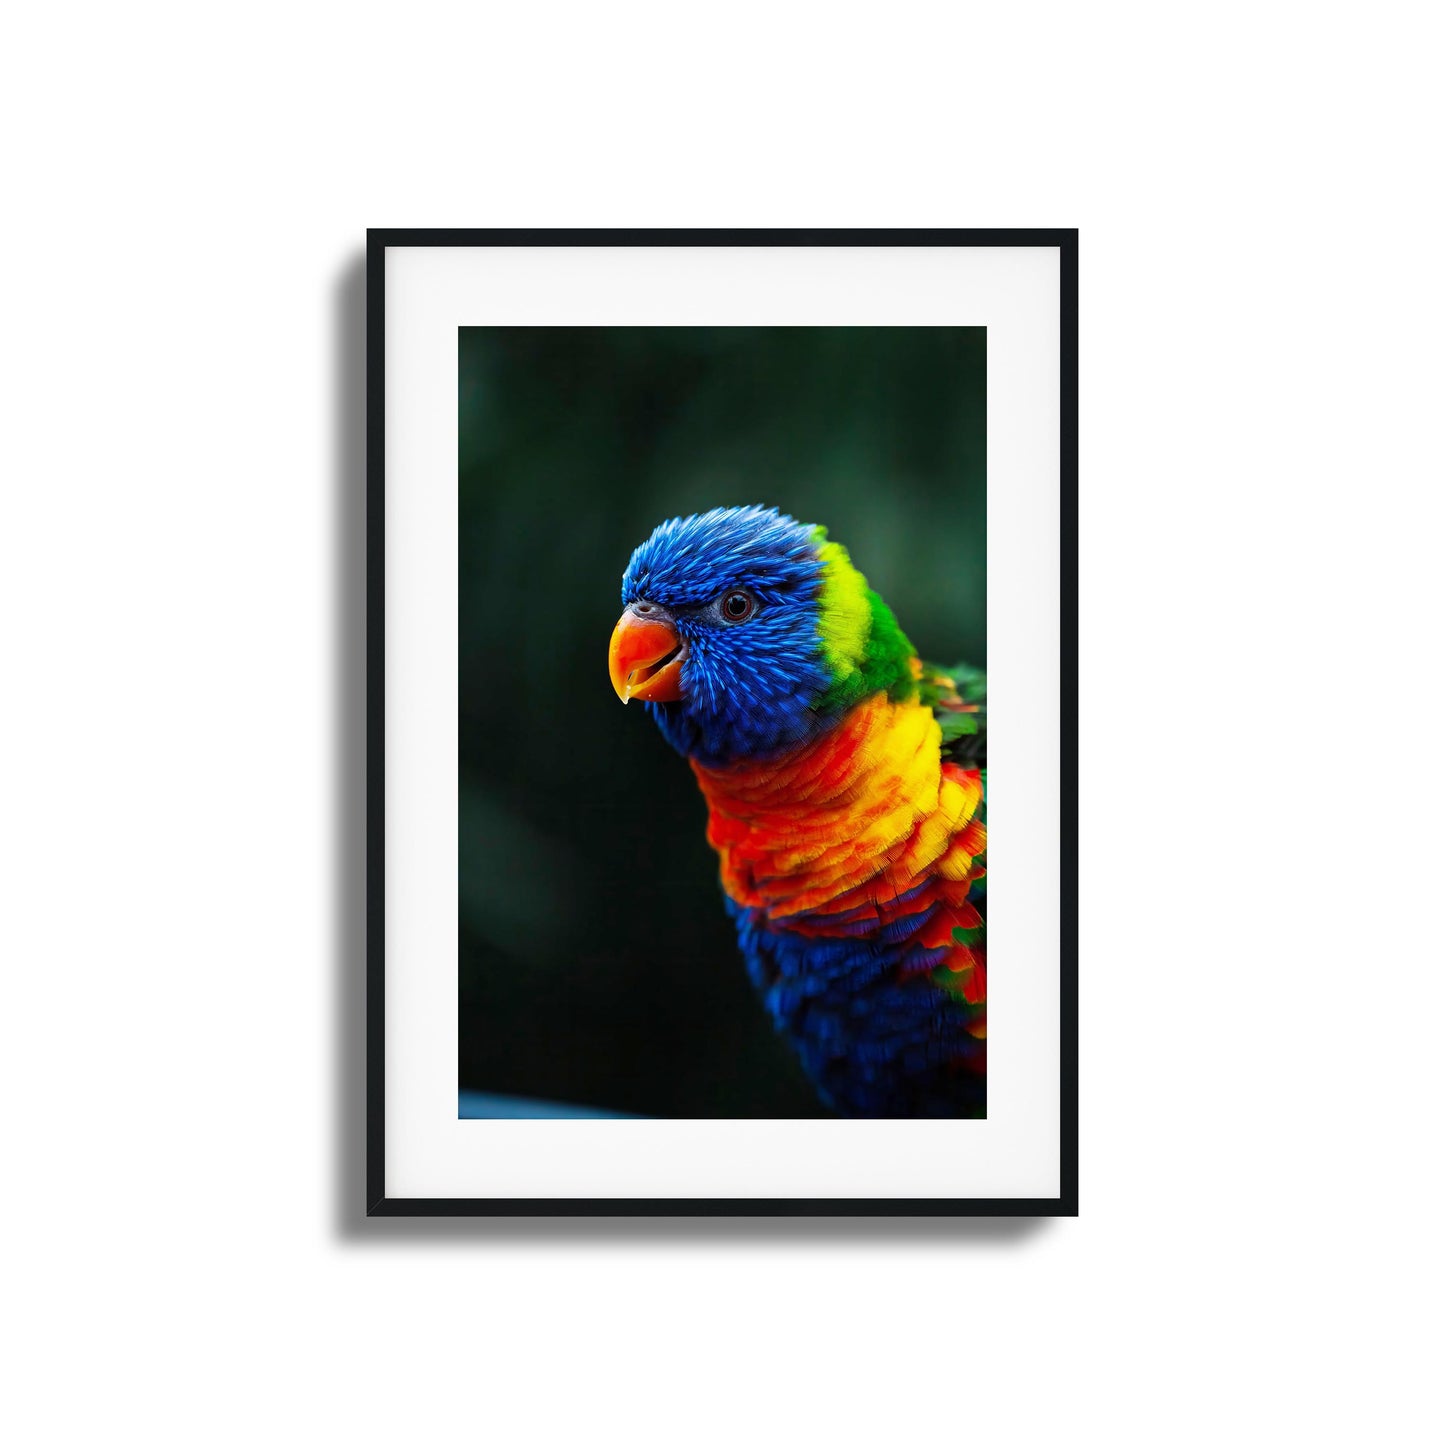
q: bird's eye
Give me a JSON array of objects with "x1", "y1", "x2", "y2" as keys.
[{"x1": 720, "y1": 590, "x2": 757, "y2": 623}]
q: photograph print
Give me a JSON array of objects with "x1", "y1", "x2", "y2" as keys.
[{"x1": 459, "y1": 326, "x2": 987, "y2": 1120}]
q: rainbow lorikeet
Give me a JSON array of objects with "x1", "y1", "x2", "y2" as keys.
[{"x1": 608, "y1": 506, "x2": 986, "y2": 1118}]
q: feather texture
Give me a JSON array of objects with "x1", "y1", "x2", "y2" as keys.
[{"x1": 694, "y1": 692, "x2": 986, "y2": 1116}]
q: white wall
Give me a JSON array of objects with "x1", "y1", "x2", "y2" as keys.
[{"x1": 2, "y1": 5, "x2": 1439, "y2": 1442}]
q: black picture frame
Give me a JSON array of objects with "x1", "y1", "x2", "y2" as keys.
[{"x1": 367, "y1": 229, "x2": 1078, "y2": 1217}]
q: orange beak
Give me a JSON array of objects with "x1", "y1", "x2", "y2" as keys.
[{"x1": 608, "y1": 610, "x2": 685, "y2": 704}]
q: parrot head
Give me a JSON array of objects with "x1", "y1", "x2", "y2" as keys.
[{"x1": 609, "y1": 505, "x2": 917, "y2": 766}]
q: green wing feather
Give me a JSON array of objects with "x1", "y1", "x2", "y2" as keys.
[
  {"x1": 921, "y1": 658, "x2": 988, "y2": 1036},
  {"x1": 918, "y1": 660, "x2": 987, "y2": 770}
]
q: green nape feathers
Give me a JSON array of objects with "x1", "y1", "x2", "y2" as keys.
[{"x1": 811, "y1": 526, "x2": 919, "y2": 713}]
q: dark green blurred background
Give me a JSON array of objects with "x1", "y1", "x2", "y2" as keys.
[{"x1": 459, "y1": 327, "x2": 986, "y2": 1117}]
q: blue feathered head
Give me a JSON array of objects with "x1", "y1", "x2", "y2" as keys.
[{"x1": 609, "y1": 505, "x2": 915, "y2": 766}]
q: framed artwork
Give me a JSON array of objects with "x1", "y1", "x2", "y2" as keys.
[{"x1": 367, "y1": 229, "x2": 1077, "y2": 1215}]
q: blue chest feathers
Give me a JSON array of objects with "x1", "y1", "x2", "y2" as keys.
[{"x1": 725, "y1": 900, "x2": 985, "y2": 1118}]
